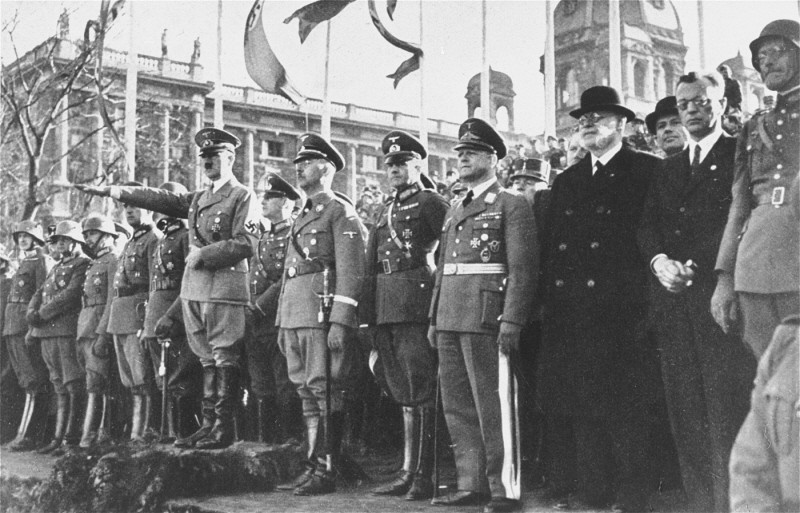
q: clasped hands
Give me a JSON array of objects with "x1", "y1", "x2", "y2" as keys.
[{"x1": 653, "y1": 255, "x2": 696, "y2": 294}]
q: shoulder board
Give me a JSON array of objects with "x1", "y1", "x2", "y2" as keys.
[{"x1": 499, "y1": 187, "x2": 520, "y2": 196}]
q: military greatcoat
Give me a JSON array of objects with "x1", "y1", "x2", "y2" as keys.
[{"x1": 362, "y1": 183, "x2": 449, "y2": 406}]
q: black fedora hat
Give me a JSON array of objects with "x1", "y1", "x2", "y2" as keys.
[
  {"x1": 645, "y1": 96, "x2": 680, "y2": 135},
  {"x1": 570, "y1": 86, "x2": 635, "y2": 121}
]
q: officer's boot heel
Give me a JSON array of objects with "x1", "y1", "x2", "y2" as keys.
[
  {"x1": 373, "y1": 406, "x2": 418, "y2": 496},
  {"x1": 38, "y1": 394, "x2": 68, "y2": 454},
  {"x1": 196, "y1": 366, "x2": 237, "y2": 449},
  {"x1": 79, "y1": 392, "x2": 101, "y2": 448},
  {"x1": 405, "y1": 406, "x2": 435, "y2": 500}
]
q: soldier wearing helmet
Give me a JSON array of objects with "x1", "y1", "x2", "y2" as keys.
[
  {"x1": 713, "y1": 19, "x2": 800, "y2": 358},
  {"x1": 27, "y1": 220, "x2": 91, "y2": 452},
  {"x1": 145, "y1": 181, "x2": 202, "y2": 442},
  {"x1": 4, "y1": 221, "x2": 54, "y2": 452},
  {"x1": 73, "y1": 214, "x2": 119, "y2": 447}
]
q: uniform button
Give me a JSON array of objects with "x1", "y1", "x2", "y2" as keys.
[
  {"x1": 387, "y1": 238, "x2": 392, "y2": 242},
  {"x1": 776, "y1": 134, "x2": 783, "y2": 140},
  {"x1": 780, "y1": 109, "x2": 786, "y2": 114},
  {"x1": 777, "y1": 164, "x2": 783, "y2": 170},
  {"x1": 587, "y1": 279, "x2": 595, "y2": 288},
  {"x1": 452, "y1": 252, "x2": 457, "y2": 257},
  {"x1": 483, "y1": 223, "x2": 488, "y2": 228},
  {"x1": 555, "y1": 279, "x2": 564, "y2": 287},
  {"x1": 679, "y1": 207, "x2": 686, "y2": 213},
  {"x1": 458, "y1": 226, "x2": 463, "y2": 231},
  {"x1": 455, "y1": 239, "x2": 460, "y2": 244},
  {"x1": 565, "y1": 209, "x2": 573, "y2": 216},
  {"x1": 385, "y1": 251, "x2": 391, "y2": 255},
  {"x1": 596, "y1": 206, "x2": 605, "y2": 214},
  {"x1": 777, "y1": 119, "x2": 784, "y2": 126},
  {"x1": 590, "y1": 242, "x2": 599, "y2": 249},
  {"x1": 558, "y1": 243, "x2": 567, "y2": 251},
  {"x1": 774, "y1": 174, "x2": 781, "y2": 180},
  {"x1": 674, "y1": 229, "x2": 681, "y2": 236}
]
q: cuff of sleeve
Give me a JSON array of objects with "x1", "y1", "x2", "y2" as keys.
[
  {"x1": 110, "y1": 186, "x2": 121, "y2": 199},
  {"x1": 330, "y1": 302, "x2": 358, "y2": 328},
  {"x1": 650, "y1": 253, "x2": 667, "y2": 274}
]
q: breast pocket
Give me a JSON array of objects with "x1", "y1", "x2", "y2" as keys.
[
  {"x1": 471, "y1": 217, "x2": 504, "y2": 261},
  {"x1": 12, "y1": 271, "x2": 34, "y2": 300},
  {"x1": 88, "y1": 270, "x2": 108, "y2": 296},
  {"x1": 206, "y1": 212, "x2": 232, "y2": 242},
  {"x1": 301, "y1": 227, "x2": 332, "y2": 260},
  {"x1": 54, "y1": 268, "x2": 74, "y2": 291},
  {"x1": 765, "y1": 384, "x2": 799, "y2": 456}
]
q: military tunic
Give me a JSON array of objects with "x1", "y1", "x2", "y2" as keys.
[
  {"x1": 113, "y1": 179, "x2": 258, "y2": 367},
  {"x1": 28, "y1": 252, "x2": 91, "y2": 394},
  {"x1": 143, "y1": 220, "x2": 201, "y2": 398},
  {"x1": 363, "y1": 183, "x2": 448, "y2": 406},
  {"x1": 429, "y1": 179, "x2": 537, "y2": 498},
  {"x1": 715, "y1": 88, "x2": 800, "y2": 357},
  {"x1": 277, "y1": 190, "x2": 366, "y2": 415},
  {"x1": 246, "y1": 219, "x2": 293, "y2": 402},
  {"x1": 108, "y1": 224, "x2": 160, "y2": 391},
  {"x1": 75, "y1": 247, "x2": 118, "y2": 392},
  {"x1": 3, "y1": 247, "x2": 52, "y2": 392}
]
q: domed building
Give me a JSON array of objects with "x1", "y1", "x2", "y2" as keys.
[
  {"x1": 553, "y1": 0, "x2": 688, "y2": 135},
  {"x1": 465, "y1": 68, "x2": 516, "y2": 131}
]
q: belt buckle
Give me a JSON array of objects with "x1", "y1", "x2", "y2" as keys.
[
  {"x1": 771, "y1": 186, "x2": 785, "y2": 207},
  {"x1": 287, "y1": 266, "x2": 297, "y2": 278},
  {"x1": 381, "y1": 259, "x2": 392, "y2": 274},
  {"x1": 443, "y1": 263, "x2": 456, "y2": 275}
]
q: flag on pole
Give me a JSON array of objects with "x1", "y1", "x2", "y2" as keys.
[
  {"x1": 283, "y1": 1, "x2": 355, "y2": 43},
  {"x1": 244, "y1": 0, "x2": 305, "y2": 105},
  {"x1": 367, "y1": 0, "x2": 423, "y2": 89}
]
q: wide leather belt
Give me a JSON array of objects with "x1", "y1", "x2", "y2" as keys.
[
  {"x1": 378, "y1": 257, "x2": 427, "y2": 274},
  {"x1": 752, "y1": 186, "x2": 789, "y2": 207},
  {"x1": 114, "y1": 285, "x2": 148, "y2": 298},
  {"x1": 152, "y1": 278, "x2": 179, "y2": 291},
  {"x1": 285, "y1": 260, "x2": 326, "y2": 279},
  {"x1": 442, "y1": 263, "x2": 507, "y2": 276}
]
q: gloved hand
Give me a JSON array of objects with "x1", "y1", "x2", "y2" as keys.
[
  {"x1": 92, "y1": 333, "x2": 113, "y2": 358},
  {"x1": 26, "y1": 310, "x2": 44, "y2": 327},
  {"x1": 497, "y1": 321, "x2": 522, "y2": 355},
  {"x1": 73, "y1": 184, "x2": 111, "y2": 196},
  {"x1": 154, "y1": 315, "x2": 175, "y2": 340}
]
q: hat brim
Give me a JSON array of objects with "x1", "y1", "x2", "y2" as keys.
[
  {"x1": 645, "y1": 108, "x2": 679, "y2": 135},
  {"x1": 384, "y1": 151, "x2": 423, "y2": 165},
  {"x1": 198, "y1": 143, "x2": 235, "y2": 157},
  {"x1": 293, "y1": 150, "x2": 344, "y2": 172},
  {"x1": 453, "y1": 141, "x2": 497, "y2": 155},
  {"x1": 509, "y1": 173, "x2": 547, "y2": 183},
  {"x1": 570, "y1": 104, "x2": 636, "y2": 121},
  {"x1": 749, "y1": 34, "x2": 800, "y2": 72}
]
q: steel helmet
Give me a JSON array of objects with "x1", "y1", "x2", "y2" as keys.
[
  {"x1": 12, "y1": 220, "x2": 45, "y2": 245},
  {"x1": 50, "y1": 220, "x2": 86, "y2": 245},
  {"x1": 750, "y1": 19, "x2": 800, "y2": 72},
  {"x1": 82, "y1": 214, "x2": 118, "y2": 238}
]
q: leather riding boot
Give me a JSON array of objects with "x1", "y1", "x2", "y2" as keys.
[
  {"x1": 165, "y1": 395, "x2": 178, "y2": 441},
  {"x1": 38, "y1": 394, "x2": 69, "y2": 454},
  {"x1": 130, "y1": 394, "x2": 145, "y2": 441},
  {"x1": 142, "y1": 393, "x2": 160, "y2": 440},
  {"x1": 175, "y1": 366, "x2": 216, "y2": 448},
  {"x1": 95, "y1": 395, "x2": 112, "y2": 444},
  {"x1": 8, "y1": 393, "x2": 32, "y2": 448},
  {"x1": 294, "y1": 412, "x2": 343, "y2": 496},
  {"x1": 278, "y1": 414, "x2": 320, "y2": 491},
  {"x1": 196, "y1": 366, "x2": 237, "y2": 450},
  {"x1": 79, "y1": 393, "x2": 101, "y2": 448},
  {"x1": 257, "y1": 397, "x2": 278, "y2": 444},
  {"x1": 8, "y1": 393, "x2": 44, "y2": 451},
  {"x1": 63, "y1": 388, "x2": 86, "y2": 447},
  {"x1": 276, "y1": 396, "x2": 301, "y2": 444},
  {"x1": 373, "y1": 406, "x2": 418, "y2": 496},
  {"x1": 405, "y1": 407, "x2": 435, "y2": 500}
]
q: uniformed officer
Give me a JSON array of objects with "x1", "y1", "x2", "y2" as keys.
[
  {"x1": 0, "y1": 248, "x2": 23, "y2": 445},
  {"x1": 144, "y1": 182, "x2": 202, "y2": 442},
  {"x1": 4, "y1": 222, "x2": 54, "y2": 451},
  {"x1": 105, "y1": 183, "x2": 162, "y2": 442},
  {"x1": 428, "y1": 118, "x2": 538, "y2": 513},
  {"x1": 28, "y1": 221, "x2": 91, "y2": 452},
  {"x1": 509, "y1": 158, "x2": 550, "y2": 207},
  {"x1": 276, "y1": 133, "x2": 366, "y2": 496},
  {"x1": 713, "y1": 19, "x2": 800, "y2": 358},
  {"x1": 361, "y1": 131, "x2": 449, "y2": 500},
  {"x1": 248, "y1": 173, "x2": 301, "y2": 444},
  {"x1": 76, "y1": 128, "x2": 260, "y2": 450},
  {"x1": 75, "y1": 214, "x2": 119, "y2": 448}
]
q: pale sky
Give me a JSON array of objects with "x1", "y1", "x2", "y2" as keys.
[{"x1": 2, "y1": 0, "x2": 798, "y2": 136}]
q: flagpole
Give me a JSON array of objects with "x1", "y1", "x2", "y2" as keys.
[
  {"x1": 480, "y1": 0, "x2": 491, "y2": 124},
  {"x1": 544, "y1": 0, "x2": 556, "y2": 138},
  {"x1": 322, "y1": 21, "x2": 332, "y2": 140},
  {"x1": 418, "y1": 0, "x2": 428, "y2": 175},
  {"x1": 696, "y1": 0, "x2": 706, "y2": 69},
  {"x1": 214, "y1": 0, "x2": 224, "y2": 128},
  {"x1": 608, "y1": 0, "x2": 622, "y2": 91},
  {"x1": 124, "y1": 0, "x2": 137, "y2": 182}
]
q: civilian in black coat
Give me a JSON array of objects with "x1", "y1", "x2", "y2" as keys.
[{"x1": 637, "y1": 71, "x2": 755, "y2": 513}]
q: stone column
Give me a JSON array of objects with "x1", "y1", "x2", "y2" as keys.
[
  {"x1": 245, "y1": 130, "x2": 255, "y2": 189},
  {"x1": 161, "y1": 105, "x2": 170, "y2": 184},
  {"x1": 192, "y1": 109, "x2": 203, "y2": 189},
  {"x1": 348, "y1": 143, "x2": 358, "y2": 201},
  {"x1": 645, "y1": 55, "x2": 655, "y2": 101}
]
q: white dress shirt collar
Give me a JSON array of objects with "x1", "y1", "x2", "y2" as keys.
[
  {"x1": 590, "y1": 141, "x2": 623, "y2": 174},
  {"x1": 687, "y1": 121, "x2": 723, "y2": 165}
]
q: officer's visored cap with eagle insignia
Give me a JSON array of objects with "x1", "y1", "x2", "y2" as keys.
[
  {"x1": 263, "y1": 172, "x2": 301, "y2": 201},
  {"x1": 382, "y1": 130, "x2": 428, "y2": 165},
  {"x1": 293, "y1": 133, "x2": 345, "y2": 172},
  {"x1": 453, "y1": 118, "x2": 507, "y2": 159},
  {"x1": 195, "y1": 128, "x2": 241, "y2": 157}
]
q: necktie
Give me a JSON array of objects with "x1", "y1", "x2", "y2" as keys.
[
  {"x1": 462, "y1": 190, "x2": 474, "y2": 207},
  {"x1": 594, "y1": 161, "x2": 605, "y2": 178},
  {"x1": 690, "y1": 145, "x2": 702, "y2": 177}
]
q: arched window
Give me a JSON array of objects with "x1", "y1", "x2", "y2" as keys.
[{"x1": 634, "y1": 59, "x2": 647, "y2": 99}]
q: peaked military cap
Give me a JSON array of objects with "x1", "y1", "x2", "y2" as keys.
[
  {"x1": 263, "y1": 172, "x2": 301, "y2": 201},
  {"x1": 453, "y1": 118, "x2": 507, "y2": 159},
  {"x1": 293, "y1": 133, "x2": 345, "y2": 172},
  {"x1": 195, "y1": 127, "x2": 241, "y2": 157},
  {"x1": 645, "y1": 96, "x2": 679, "y2": 135},
  {"x1": 570, "y1": 86, "x2": 635, "y2": 121},
  {"x1": 509, "y1": 158, "x2": 550, "y2": 183},
  {"x1": 382, "y1": 130, "x2": 428, "y2": 164}
]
